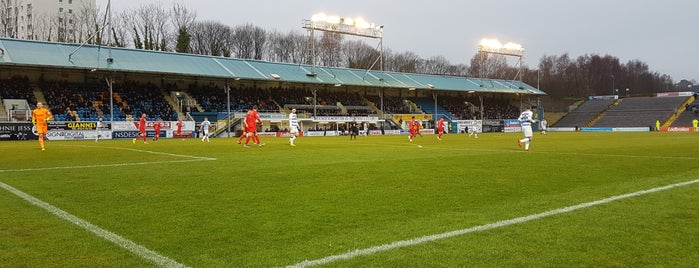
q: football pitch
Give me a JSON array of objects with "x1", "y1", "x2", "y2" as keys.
[{"x1": 1, "y1": 132, "x2": 698, "y2": 267}]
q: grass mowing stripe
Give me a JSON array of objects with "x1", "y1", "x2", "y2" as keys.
[
  {"x1": 64, "y1": 144, "x2": 217, "y2": 160},
  {"x1": 0, "y1": 181, "x2": 189, "y2": 268},
  {"x1": 0, "y1": 159, "x2": 211, "y2": 173},
  {"x1": 0, "y1": 144, "x2": 217, "y2": 173},
  {"x1": 285, "y1": 178, "x2": 699, "y2": 268}
]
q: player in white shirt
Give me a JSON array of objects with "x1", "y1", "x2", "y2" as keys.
[
  {"x1": 540, "y1": 118, "x2": 548, "y2": 135},
  {"x1": 468, "y1": 121, "x2": 479, "y2": 138},
  {"x1": 95, "y1": 117, "x2": 104, "y2": 142},
  {"x1": 200, "y1": 117, "x2": 211, "y2": 142},
  {"x1": 289, "y1": 108, "x2": 300, "y2": 146},
  {"x1": 517, "y1": 106, "x2": 537, "y2": 151}
]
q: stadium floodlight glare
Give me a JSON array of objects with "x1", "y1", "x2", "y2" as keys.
[
  {"x1": 478, "y1": 38, "x2": 524, "y2": 57},
  {"x1": 477, "y1": 38, "x2": 526, "y2": 87},
  {"x1": 304, "y1": 13, "x2": 383, "y2": 39},
  {"x1": 303, "y1": 13, "x2": 384, "y2": 78}
]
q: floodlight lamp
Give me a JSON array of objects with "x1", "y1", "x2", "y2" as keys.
[
  {"x1": 334, "y1": 84, "x2": 342, "y2": 87},
  {"x1": 408, "y1": 87, "x2": 416, "y2": 91},
  {"x1": 270, "y1": 73, "x2": 281, "y2": 79},
  {"x1": 427, "y1": 84, "x2": 435, "y2": 89}
]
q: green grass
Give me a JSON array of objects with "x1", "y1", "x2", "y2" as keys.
[{"x1": 1, "y1": 132, "x2": 698, "y2": 267}]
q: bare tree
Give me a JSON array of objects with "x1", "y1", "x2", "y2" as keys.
[
  {"x1": 231, "y1": 24, "x2": 266, "y2": 60},
  {"x1": 385, "y1": 50, "x2": 421, "y2": 73},
  {"x1": 189, "y1": 20, "x2": 232, "y2": 56},
  {"x1": 343, "y1": 39, "x2": 379, "y2": 70},
  {"x1": 265, "y1": 30, "x2": 307, "y2": 64},
  {"x1": 468, "y1": 52, "x2": 508, "y2": 79},
  {"x1": 317, "y1": 32, "x2": 343, "y2": 67},
  {"x1": 171, "y1": 1, "x2": 196, "y2": 53},
  {"x1": 419, "y1": 56, "x2": 452, "y2": 75},
  {"x1": 126, "y1": 3, "x2": 171, "y2": 51}
]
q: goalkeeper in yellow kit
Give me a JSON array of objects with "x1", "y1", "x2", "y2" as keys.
[{"x1": 31, "y1": 102, "x2": 53, "y2": 151}]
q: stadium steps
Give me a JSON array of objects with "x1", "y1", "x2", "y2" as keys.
[
  {"x1": 214, "y1": 118, "x2": 242, "y2": 137},
  {"x1": 162, "y1": 91, "x2": 183, "y2": 119},
  {"x1": 662, "y1": 95, "x2": 695, "y2": 128},
  {"x1": 32, "y1": 86, "x2": 46, "y2": 105},
  {"x1": 586, "y1": 99, "x2": 621, "y2": 127},
  {"x1": 362, "y1": 96, "x2": 383, "y2": 117}
]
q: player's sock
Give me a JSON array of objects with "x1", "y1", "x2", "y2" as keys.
[
  {"x1": 39, "y1": 137, "x2": 44, "y2": 148},
  {"x1": 245, "y1": 136, "x2": 251, "y2": 145}
]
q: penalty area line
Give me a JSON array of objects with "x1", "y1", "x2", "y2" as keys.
[
  {"x1": 284, "y1": 178, "x2": 699, "y2": 268},
  {"x1": 0, "y1": 181, "x2": 188, "y2": 268}
]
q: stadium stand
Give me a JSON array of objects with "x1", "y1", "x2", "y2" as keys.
[
  {"x1": 669, "y1": 96, "x2": 699, "y2": 127},
  {"x1": 0, "y1": 76, "x2": 36, "y2": 121},
  {"x1": 553, "y1": 99, "x2": 616, "y2": 127},
  {"x1": 592, "y1": 96, "x2": 689, "y2": 127},
  {"x1": 364, "y1": 94, "x2": 412, "y2": 114},
  {"x1": 41, "y1": 80, "x2": 177, "y2": 122}
]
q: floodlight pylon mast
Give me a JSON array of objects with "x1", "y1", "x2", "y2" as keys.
[{"x1": 303, "y1": 17, "x2": 384, "y2": 77}]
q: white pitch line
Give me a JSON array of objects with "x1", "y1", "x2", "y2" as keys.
[
  {"x1": 0, "y1": 159, "x2": 209, "y2": 173},
  {"x1": 285, "y1": 178, "x2": 699, "y2": 268},
  {"x1": 0, "y1": 181, "x2": 188, "y2": 268},
  {"x1": 1, "y1": 145, "x2": 217, "y2": 173},
  {"x1": 65, "y1": 144, "x2": 217, "y2": 161}
]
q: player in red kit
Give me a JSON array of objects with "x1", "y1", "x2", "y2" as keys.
[
  {"x1": 175, "y1": 119, "x2": 185, "y2": 140},
  {"x1": 243, "y1": 105, "x2": 264, "y2": 147},
  {"x1": 237, "y1": 129, "x2": 247, "y2": 144},
  {"x1": 413, "y1": 119, "x2": 423, "y2": 138},
  {"x1": 133, "y1": 113, "x2": 148, "y2": 144},
  {"x1": 152, "y1": 118, "x2": 162, "y2": 141},
  {"x1": 436, "y1": 117, "x2": 445, "y2": 140}
]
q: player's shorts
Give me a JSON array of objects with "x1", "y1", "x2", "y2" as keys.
[
  {"x1": 290, "y1": 126, "x2": 299, "y2": 134},
  {"x1": 245, "y1": 126, "x2": 256, "y2": 133},
  {"x1": 36, "y1": 123, "x2": 48, "y2": 134},
  {"x1": 522, "y1": 125, "x2": 533, "y2": 137}
]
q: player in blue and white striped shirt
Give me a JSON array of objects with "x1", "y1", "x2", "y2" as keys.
[
  {"x1": 289, "y1": 108, "x2": 300, "y2": 146},
  {"x1": 200, "y1": 117, "x2": 211, "y2": 142},
  {"x1": 517, "y1": 106, "x2": 537, "y2": 151}
]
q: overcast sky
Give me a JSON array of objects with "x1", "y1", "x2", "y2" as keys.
[{"x1": 98, "y1": 0, "x2": 698, "y2": 83}]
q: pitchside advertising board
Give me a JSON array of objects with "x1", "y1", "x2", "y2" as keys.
[{"x1": 0, "y1": 121, "x2": 195, "y2": 141}]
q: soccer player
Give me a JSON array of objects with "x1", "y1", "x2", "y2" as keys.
[
  {"x1": 349, "y1": 121, "x2": 359, "y2": 140},
  {"x1": 436, "y1": 117, "x2": 445, "y2": 140},
  {"x1": 468, "y1": 122, "x2": 479, "y2": 138},
  {"x1": 152, "y1": 118, "x2": 162, "y2": 141},
  {"x1": 200, "y1": 117, "x2": 211, "y2": 142},
  {"x1": 133, "y1": 113, "x2": 148, "y2": 144},
  {"x1": 540, "y1": 118, "x2": 548, "y2": 135},
  {"x1": 693, "y1": 118, "x2": 698, "y2": 132},
  {"x1": 288, "y1": 108, "x2": 300, "y2": 146},
  {"x1": 413, "y1": 118, "x2": 423, "y2": 138},
  {"x1": 31, "y1": 102, "x2": 53, "y2": 151},
  {"x1": 95, "y1": 117, "x2": 104, "y2": 142},
  {"x1": 243, "y1": 105, "x2": 264, "y2": 147},
  {"x1": 176, "y1": 119, "x2": 185, "y2": 140},
  {"x1": 517, "y1": 106, "x2": 536, "y2": 151},
  {"x1": 408, "y1": 116, "x2": 417, "y2": 142}
]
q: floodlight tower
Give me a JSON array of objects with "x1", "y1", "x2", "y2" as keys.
[
  {"x1": 477, "y1": 38, "x2": 525, "y2": 83},
  {"x1": 303, "y1": 13, "x2": 384, "y2": 77}
]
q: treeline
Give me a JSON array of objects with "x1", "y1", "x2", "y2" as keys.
[{"x1": 0, "y1": 1, "x2": 682, "y2": 100}]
